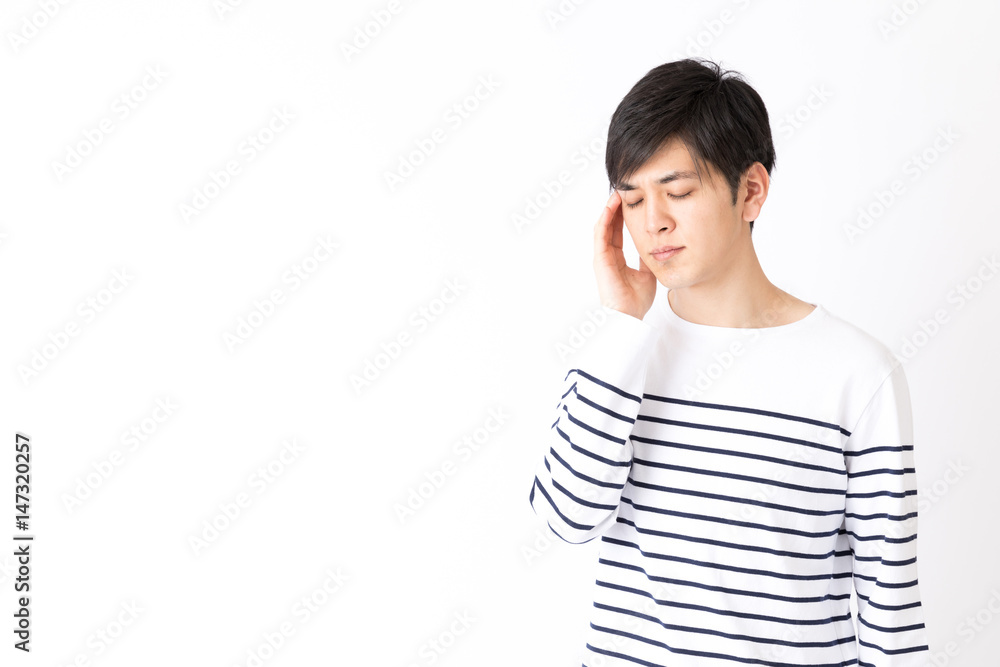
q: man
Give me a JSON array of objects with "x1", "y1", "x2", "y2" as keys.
[{"x1": 528, "y1": 58, "x2": 929, "y2": 666}]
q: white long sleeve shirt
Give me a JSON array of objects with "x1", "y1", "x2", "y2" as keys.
[{"x1": 528, "y1": 291, "x2": 929, "y2": 666}]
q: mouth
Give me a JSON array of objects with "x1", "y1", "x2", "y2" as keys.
[{"x1": 651, "y1": 246, "x2": 684, "y2": 260}]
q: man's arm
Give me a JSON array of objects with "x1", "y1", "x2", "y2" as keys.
[
  {"x1": 843, "y1": 361, "x2": 930, "y2": 665},
  {"x1": 528, "y1": 306, "x2": 659, "y2": 544}
]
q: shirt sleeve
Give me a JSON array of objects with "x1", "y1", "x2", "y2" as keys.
[
  {"x1": 842, "y1": 361, "x2": 930, "y2": 665},
  {"x1": 528, "y1": 305, "x2": 660, "y2": 544}
]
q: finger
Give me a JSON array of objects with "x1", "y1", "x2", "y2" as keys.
[
  {"x1": 594, "y1": 190, "x2": 619, "y2": 258},
  {"x1": 637, "y1": 253, "x2": 653, "y2": 274},
  {"x1": 608, "y1": 190, "x2": 623, "y2": 251}
]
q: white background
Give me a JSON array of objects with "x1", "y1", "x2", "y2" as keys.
[{"x1": 2, "y1": 0, "x2": 998, "y2": 665}]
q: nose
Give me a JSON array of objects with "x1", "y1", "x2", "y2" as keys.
[{"x1": 642, "y1": 195, "x2": 672, "y2": 233}]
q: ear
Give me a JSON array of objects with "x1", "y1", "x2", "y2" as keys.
[{"x1": 741, "y1": 162, "x2": 769, "y2": 223}]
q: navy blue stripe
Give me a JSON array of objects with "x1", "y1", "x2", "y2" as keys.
[
  {"x1": 546, "y1": 449, "x2": 626, "y2": 490},
  {"x1": 596, "y1": 579, "x2": 850, "y2": 626},
  {"x1": 603, "y1": 533, "x2": 852, "y2": 582},
  {"x1": 531, "y1": 476, "x2": 597, "y2": 532},
  {"x1": 632, "y1": 458, "x2": 845, "y2": 495},
  {"x1": 845, "y1": 530, "x2": 916, "y2": 544},
  {"x1": 598, "y1": 557, "x2": 852, "y2": 604},
  {"x1": 621, "y1": 495, "x2": 842, "y2": 539},
  {"x1": 632, "y1": 434, "x2": 846, "y2": 476},
  {"x1": 846, "y1": 489, "x2": 916, "y2": 499},
  {"x1": 554, "y1": 423, "x2": 631, "y2": 466},
  {"x1": 844, "y1": 510, "x2": 917, "y2": 521},
  {"x1": 566, "y1": 368, "x2": 642, "y2": 403},
  {"x1": 559, "y1": 403, "x2": 628, "y2": 446},
  {"x1": 594, "y1": 603, "x2": 856, "y2": 648},
  {"x1": 640, "y1": 393, "x2": 850, "y2": 437},
  {"x1": 637, "y1": 413, "x2": 843, "y2": 455},
  {"x1": 551, "y1": 476, "x2": 618, "y2": 511},
  {"x1": 857, "y1": 637, "x2": 929, "y2": 655},
  {"x1": 626, "y1": 476, "x2": 844, "y2": 517},
  {"x1": 844, "y1": 444, "x2": 913, "y2": 457},
  {"x1": 846, "y1": 467, "x2": 915, "y2": 479},
  {"x1": 569, "y1": 383, "x2": 637, "y2": 423}
]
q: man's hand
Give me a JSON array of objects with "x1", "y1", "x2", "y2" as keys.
[{"x1": 594, "y1": 190, "x2": 657, "y2": 320}]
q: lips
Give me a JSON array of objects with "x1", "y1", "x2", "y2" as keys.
[{"x1": 650, "y1": 245, "x2": 682, "y2": 254}]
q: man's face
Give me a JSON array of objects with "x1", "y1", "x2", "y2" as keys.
[{"x1": 617, "y1": 138, "x2": 750, "y2": 290}]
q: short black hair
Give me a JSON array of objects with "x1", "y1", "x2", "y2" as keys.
[{"x1": 605, "y1": 58, "x2": 776, "y2": 232}]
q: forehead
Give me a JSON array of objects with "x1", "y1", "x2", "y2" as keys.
[{"x1": 619, "y1": 139, "x2": 711, "y2": 191}]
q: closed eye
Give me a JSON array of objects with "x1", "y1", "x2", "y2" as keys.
[{"x1": 625, "y1": 193, "x2": 691, "y2": 208}]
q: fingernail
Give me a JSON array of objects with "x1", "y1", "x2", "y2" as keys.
[{"x1": 606, "y1": 191, "x2": 616, "y2": 206}]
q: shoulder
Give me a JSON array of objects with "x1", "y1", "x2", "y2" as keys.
[{"x1": 813, "y1": 305, "x2": 906, "y2": 396}]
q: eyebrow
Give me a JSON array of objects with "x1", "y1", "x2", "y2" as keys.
[{"x1": 618, "y1": 170, "x2": 700, "y2": 192}]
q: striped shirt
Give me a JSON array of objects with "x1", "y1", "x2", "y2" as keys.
[{"x1": 528, "y1": 292, "x2": 929, "y2": 666}]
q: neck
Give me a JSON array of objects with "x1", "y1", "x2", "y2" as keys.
[{"x1": 667, "y1": 247, "x2": 803, "y2": 328}]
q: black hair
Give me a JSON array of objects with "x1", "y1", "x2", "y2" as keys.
[{"x1": 605, "y1": 57, "x2": 776, "y2": 232}]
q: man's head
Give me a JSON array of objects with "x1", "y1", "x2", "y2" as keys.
[{"x1": 605, "y1": 58, "x2": 776, "y2": 289}]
